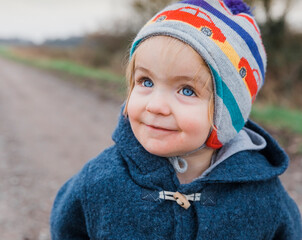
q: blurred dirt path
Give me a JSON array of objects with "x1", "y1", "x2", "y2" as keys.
[
  {"x1": 0, "y1": 57, "x2": 121, "y2": 240},
  {"x1": 0, "y1": 57, "x2": 301, "y2": 240}
]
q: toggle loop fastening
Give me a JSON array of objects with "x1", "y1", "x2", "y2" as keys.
[
  {"x1": 159, "y1": 191, "x2": 201, "y2": 210},
  {"x1": 173, "y1": 192, "x2": 191, "y2": 209}
]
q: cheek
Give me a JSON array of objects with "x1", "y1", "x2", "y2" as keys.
[
  {"x1": 127, "y1": 90, "x2": 148, "y2": 127},
  {"x1": 179, "y1": 105, "x2": 210, "y2": 128},
  {"x1": 127, "y1": 92, "x2": 140, "y2": 119},
  {"x1": 181, "y1": 118, "x2": 205, "y2": 135}
]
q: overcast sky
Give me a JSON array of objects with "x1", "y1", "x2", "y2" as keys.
[
  {"x1": 0, "y1": 0, "x2": 132, "y2": 44},
  {"x1": 0, "y1": 0, "x2": 301, "y2": 44}
]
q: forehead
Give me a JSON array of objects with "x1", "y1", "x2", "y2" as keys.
[{"x1": 134, "y1": 36, "x2": 210, "y2": 80}]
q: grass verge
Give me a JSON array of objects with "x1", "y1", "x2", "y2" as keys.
[
  {"x1": 0, "y1": 45, "x2": 125, "y2": 85},
  {"x1": 251, "y1": 104, "x2": 302, "y2": 134}
]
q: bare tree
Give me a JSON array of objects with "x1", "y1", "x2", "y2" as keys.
[
  {"x1": 246, "y1": 0, "x2": 292, "y2": 23},
  {"x1": 245, "y1": 0, "x2": 293, "y2": 46}
]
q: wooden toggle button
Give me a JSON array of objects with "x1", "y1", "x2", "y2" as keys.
[{"x1": 173, "y1": 192, "x2": 191, "y2": 209}]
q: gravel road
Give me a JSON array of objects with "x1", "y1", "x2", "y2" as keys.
[
  {"x1": 0, "y1": 57, "x2": 121, "y2": 240},
  {"x1": 0, "y1": 57, "x2": 301, "y2": 240}
]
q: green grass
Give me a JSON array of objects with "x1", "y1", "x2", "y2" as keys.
[
  {"x1": 0, "y1": 46, "x2": 11, "y2": 57},
  {"x1": 251, "y1": 104, "x2": 302, "y2": 134},
  {"x1": 0, "y1": 45, "x2": 125, "y2": 84}
]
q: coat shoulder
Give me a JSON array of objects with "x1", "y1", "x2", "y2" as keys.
[{"x1": 83, "y1": 145, "x2": 127, "y2": 187}]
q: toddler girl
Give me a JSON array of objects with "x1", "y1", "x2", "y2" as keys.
[{"x1": 50, "y1": 0, "x2": 302, "y2": 239}]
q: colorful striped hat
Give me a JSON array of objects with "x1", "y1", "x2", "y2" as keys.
[{"x1": 130, "y1": 0, "x2": 266, "y2": 149}]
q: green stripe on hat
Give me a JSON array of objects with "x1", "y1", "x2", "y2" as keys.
[{"x1": 210, "y1": 65, "x2": 244, "y2": 133}]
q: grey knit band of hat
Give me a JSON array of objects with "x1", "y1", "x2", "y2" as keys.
[{"x1": 129, "y1": 0, "x2": 267, "y2": 149}]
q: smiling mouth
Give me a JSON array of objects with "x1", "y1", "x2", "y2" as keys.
[{"x1": 145, "y1": 124, "x2": 176, "y2": 132}]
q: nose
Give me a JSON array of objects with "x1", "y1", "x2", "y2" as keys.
[{"x1": 146, "y1": 91, "x2": 171, "y2": 116}]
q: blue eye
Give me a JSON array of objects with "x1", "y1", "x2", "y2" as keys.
[
  {"x1": 142, "y1": 79, "x2": 154, "y2": 88},
  {"x1": 180, "y1": 87, "x2": 195, "y2": 96}
]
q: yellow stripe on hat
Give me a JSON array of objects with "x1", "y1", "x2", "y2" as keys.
[{"x1": 212, "y1": 38, "x2": 252, "y2": 99}]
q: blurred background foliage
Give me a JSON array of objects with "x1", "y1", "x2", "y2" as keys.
[
  {"x1": 1, "y1": 0, "x2": 301, "y2": 109},
  {"x1": 245, "y1": 0, "x2": 302, "y2": 108}
]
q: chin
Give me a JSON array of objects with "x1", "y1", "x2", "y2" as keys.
[{"x1": 143, "y1": 145, "x2": 182, "y2": 158}]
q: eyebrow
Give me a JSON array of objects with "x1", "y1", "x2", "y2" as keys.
[
  {"x1": 134, "y1": 66, "x2": 152, "y2": 75},
  {"x1": 134, "y1": 65, "x2": 200, "y2": 83}
]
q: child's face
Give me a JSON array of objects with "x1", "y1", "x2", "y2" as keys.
[{"x1": 127, "y1": 36, "x2": 213, "y2": 157}]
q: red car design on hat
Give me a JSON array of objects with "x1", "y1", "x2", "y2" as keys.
[
  {"x1": 238, "y1": 57, "x2": 260, "y2": 102},
  {"x1": 152, "y1": 6, "x2": 227, "y2": 43}
]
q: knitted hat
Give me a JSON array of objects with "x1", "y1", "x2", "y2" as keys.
[{"x1": 129, "y1": 0, "x2": 266, "y2": 149}]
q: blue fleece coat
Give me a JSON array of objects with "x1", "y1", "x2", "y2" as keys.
[{"x1": 50, "y1": 113, "x2": 302, "y2": 239}]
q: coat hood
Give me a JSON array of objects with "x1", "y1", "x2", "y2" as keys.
[{"x1": 112, "y1": 108, "x2": 289, "y2": 191}]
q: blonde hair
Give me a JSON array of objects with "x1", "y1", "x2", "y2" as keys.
[{"x1": 123, "y1": 36, "x2": 215, "y2": 127}]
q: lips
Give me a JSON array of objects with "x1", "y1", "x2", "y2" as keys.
[{"x1": 145, "y1": 124, "x2": 176, "y2": 132}]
